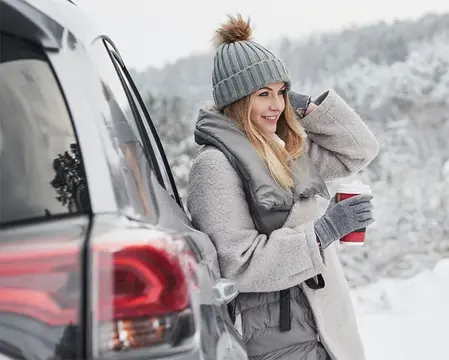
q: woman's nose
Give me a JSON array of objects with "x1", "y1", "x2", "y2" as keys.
[{"x1": 269, "y1": 98, "x2": 282, "y2": 112}]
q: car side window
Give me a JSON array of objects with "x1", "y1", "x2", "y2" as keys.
[
  {"x1": 103, "y1": 42, "x2": 182, "y2": 208},
  {"x1": 89, "y1": 39, "x2": 159, "y2": 223},
  {"x1": 0, "y1": 33, "x2": 90, "y2": 225}
]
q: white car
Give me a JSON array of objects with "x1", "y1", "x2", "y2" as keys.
[{"x1": 0, "y1": 1, "x2": 247, "y2": 360}]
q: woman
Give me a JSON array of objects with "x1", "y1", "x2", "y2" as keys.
[{"x1": 187, "y1": 15, "x2": 379, "y2": 360}]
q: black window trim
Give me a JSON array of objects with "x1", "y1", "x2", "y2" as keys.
[
  {"x1": 98, "y1": 37, "x2": 166, "y2": 192},
  {"x1": 122, "y1": 61, "x2": 183, "y2": 207},
  {"x1": 102, "y1": 37, "x2": 183, "y2": 207}
]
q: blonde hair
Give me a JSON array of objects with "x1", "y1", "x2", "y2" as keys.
[{"x1": 223, "y1": 93, "x2": 306, "y2": 189}]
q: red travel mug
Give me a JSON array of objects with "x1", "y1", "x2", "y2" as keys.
[{"x1": 336, "y1": 181, "x2": 372, "y2": 246}]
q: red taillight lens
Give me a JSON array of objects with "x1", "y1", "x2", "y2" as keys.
[
  {"x1": 91, "y1": 229, "x2": 197, "y2": 355},
  {"x1": 0, "y1": 228, "x2": 198, "y2": 355},
  {"x1": 96, "y1": 243, "x2": 189, "y2": 321},
  {"x1": 0, "y1": 242, "x2": 80, "y2": 326}
]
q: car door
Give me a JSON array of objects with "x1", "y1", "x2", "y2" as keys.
[{"x1": 88, "y1": 37, "x2": 247, "y2": 360}]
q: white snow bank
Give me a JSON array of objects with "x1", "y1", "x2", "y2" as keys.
[{"x1": 352, "y1": 258, "x2": 449, "y2": 359}]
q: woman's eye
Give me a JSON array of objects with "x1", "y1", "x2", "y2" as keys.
[
  {"x1": 278, "y1": 89, "x2": 286, "y2": 95},
  {"x1": 258, "y1": 91, "x2": 269, "y2": 97}
]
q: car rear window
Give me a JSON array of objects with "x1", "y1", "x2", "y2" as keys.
[{"x1": 0, "y1": 33, "x2": 89, "y2": 225}]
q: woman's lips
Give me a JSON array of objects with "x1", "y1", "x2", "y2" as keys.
[{"x1": 262, "y1": 115, "x2": 278, "y2": 123}]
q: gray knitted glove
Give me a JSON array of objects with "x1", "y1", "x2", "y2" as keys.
[
  {"x1": 314, "y1": 194, "x2": 374, "y2": 249},
  {"x1": 288, "y1": 91, "x2": 312, "y2": 118}
]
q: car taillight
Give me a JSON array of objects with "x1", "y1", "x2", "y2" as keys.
[
  {"x1": 0, "y1": 227, "x2": 199, "y2": 357},
  {"x1": 91, "y1": 228, "x2": 199, "y2": 356},
  {"x1": 0, "y1": 243, "x2": 80, "y2": 326}
]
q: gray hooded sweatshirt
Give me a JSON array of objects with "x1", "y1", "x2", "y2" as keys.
[{"x1": 187, "y1": 90, "x2": 379, "y2": 360}]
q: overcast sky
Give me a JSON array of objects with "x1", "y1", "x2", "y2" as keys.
[{"x1": 77, "y1": 0, "x2": 449, "y2": 70}]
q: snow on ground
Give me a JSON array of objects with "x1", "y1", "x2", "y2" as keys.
[
  {"x1": 352, "y1": 258, "x2": 449, "y2": 359},
  {"x1": 233, "y1": 258, "x2": 449, "y2": 359}
]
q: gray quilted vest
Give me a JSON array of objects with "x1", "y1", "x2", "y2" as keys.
[{"x1": 194, "y1": 100, "x2": 330, "y2": 330}]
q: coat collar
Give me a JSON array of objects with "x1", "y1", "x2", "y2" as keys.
[{"x1": 195, "y1": 108, "x2": 329, "y2": 208}]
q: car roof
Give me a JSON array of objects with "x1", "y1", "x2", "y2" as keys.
[{"x1": 5, "y1": 0, "x2": 104, "y2": 48}]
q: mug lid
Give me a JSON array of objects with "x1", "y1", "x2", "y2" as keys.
[{"x1": 337, "y1": 180, "x2": 371, "y2": 194}]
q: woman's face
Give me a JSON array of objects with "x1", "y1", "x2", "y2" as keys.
[{"x1": 249, "y1": 81, "x2": 286, "y2": 136}]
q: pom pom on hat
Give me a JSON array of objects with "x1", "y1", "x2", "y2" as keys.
[{"x1": 213, "y1": 14, "x2": 253, "y2": 47}]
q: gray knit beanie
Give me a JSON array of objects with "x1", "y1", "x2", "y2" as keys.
[{"x1": 212, "y1": 15, "x2": 291, "y2": 110}]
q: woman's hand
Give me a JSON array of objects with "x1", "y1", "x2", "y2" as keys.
[
  {"x1": 305, "y1": 101, "x2": 318, "y2": 116},
  {"x1": 314, "y1": 194, "x2": 374, "y2": 249},
  {"x1": 288, "y1": 91, "x2": 318, "y2": 117}
]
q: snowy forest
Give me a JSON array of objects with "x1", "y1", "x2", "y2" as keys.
[{"x1": 130, "y1": 13, "x2": 449, "y2": 288}]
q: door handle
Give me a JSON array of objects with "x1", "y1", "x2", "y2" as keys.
[{"x1": 212, "y1": 278, "x2": 239, "y2": 304}]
